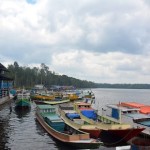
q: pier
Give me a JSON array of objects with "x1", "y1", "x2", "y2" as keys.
[{"x1": 0, "y1": 63, "x2": 13, "y2": 105}]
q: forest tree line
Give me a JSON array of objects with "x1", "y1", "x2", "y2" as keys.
[
  {"x1": 6, "y1": 61, "x2": 96, "y2": 89},
  {"x1": 95, "y1": 83, "x2": 150, "y2": 89},
  {"x1": 6, "y1": 61, "x2": 150, "y2": 89}
]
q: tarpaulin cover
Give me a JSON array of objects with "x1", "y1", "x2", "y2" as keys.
[
  {"x1": 111, "y1": 108, "x2": 119, "y2": 119},
  {"x1": 140, "y1": 106, "x2": 150, "y2": 114},
  {"x1": 81, "y1": 110, "x2": 97, "y2": 120},
  {"x1": 66, "y1": 113, "x2": 80, "y2": 119}
]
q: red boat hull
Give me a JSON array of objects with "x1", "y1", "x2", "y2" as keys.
[
  {"x1": 99, "y1": 128, "x2": 144, "y2": 146},
  {"x1": 81, "y1": 129, "x2": 101, "y2": 138}
]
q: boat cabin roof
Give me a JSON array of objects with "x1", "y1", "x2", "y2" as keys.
[
  {"x1": 121, "y1": 102, "x2": 145, "y2": 108},
  {"x1": 37, "y1": 104, "x2": 56, "y2": 110},
  {"x1": 17, "y1": 93, "x2": 30, "y2": 99},
  {"x1": 107, "y1": 104, "x2": 140, "y2": 112},
  {"x1": 140, "y1": 106, "x2": 150, "y2": 114},
  {"x1": 46, "y1": 115, "x2": 63, "y2": 123},
  {"x1": 124, "y1": 113, "x2": 150, "y2": 120},
  {"x1": 107, "y1": 104, "x2": 150, "y2": 120}
]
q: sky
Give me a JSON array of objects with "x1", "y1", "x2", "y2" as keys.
[{"x1": 0, "y1": 0, "x2": 150, "y2": 84}]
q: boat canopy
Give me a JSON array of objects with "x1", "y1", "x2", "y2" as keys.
[
  {"x1": 121, "y1": 102, "x2": 145, "y2": 108},
  {"x1": 137, "y1": 120, "x2": 150, "y2": 127},
  {"x1": 140, "y1": 106, "x2": 150, "y2": 114},
  {"x1": 37, "y1": 104, "x2": 56, "y2": 113},
  {"x1": 121, "y1": 102, "x2": 150, "y2": 114},
  {"x1": 46, "y1": 115, "x2": 64, "y2": 123},
  {"x1": 37, "y1": 104, "x2": 56, "y2": 110},
  {"x1": 125, "y1": 113, "x2": 150, "y2": 120},
  {"x1": 107, "y1": 104, "x2": 140, "y2": 112},
  {"x1": 47, "y1": 115, "x2": 62, "y2": 121}
]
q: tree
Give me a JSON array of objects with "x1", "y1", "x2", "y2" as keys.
[{"x1": 6, "y1": 62, "x2": 97, "y2": 89}]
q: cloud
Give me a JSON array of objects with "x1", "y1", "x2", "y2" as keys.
[
  {"x1": 26, "y1": 0, "x2": 37, "y2": 4},
  {"x1": 51, "y1": 50, "x2": 150, "y2": 83},
  {"x1": 0, "y1": 0, "x2": 150, "y2": 83}
]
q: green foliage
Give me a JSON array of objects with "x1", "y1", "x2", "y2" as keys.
[
  {"x1": 7, "y1": 61, "x2": 150, "y2": 89},
  {"x1": 7, "y1": 61, "x2": 96, "y2": 89},
  {"x1": 95, "y1": 83, "x2": 150, "y2": 89}
]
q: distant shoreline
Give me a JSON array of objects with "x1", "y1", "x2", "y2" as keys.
[{"x1": 95, "y1": 83, "x2": 150, "y2": 89}]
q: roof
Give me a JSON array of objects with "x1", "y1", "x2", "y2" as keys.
[
  {"x1": 0, "y1": 63, "x2": 9, "y2": 72},
  {"x1": 120, "y1": 102, "x2": 145, "y2": 108},
  {"x1": 107, "y1": 104, "x2": 140, "y2": 112},
  {"x1": 124, "y1": 113, "x2": 150, "y2": 119},
  {"x1": 138, "y1": 120, "x2": 150, "y2": 127},
  {"x1": 46, "y1": 115, "x2": 63, "y2": 122},
  {"x1": 120, "y1": 102, "x2": 150, "y2": 114},
  {"x1": 140, "y1": 106, "x2": 150, "y2": 114},
  {"x1": 37, "y1": 104, "x2": 56, "y2": 110}
]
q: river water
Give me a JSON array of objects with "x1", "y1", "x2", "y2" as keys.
[{"x1": 0, "y1": 88, "x2": 150, "y2": 150}]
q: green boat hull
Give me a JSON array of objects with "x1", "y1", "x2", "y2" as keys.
[{"x1": 15, "y1": 98, "x2": 31, "y2": 108}]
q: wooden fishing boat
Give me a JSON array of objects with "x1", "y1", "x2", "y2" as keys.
[
  {"x1": 119, "y1": 102, "x2": 150, "y2": 115},
  {"x1": 58, "y1": 105, "x2": 101, "y2": 138},
  {"x1": 35, "y1": 104, "x2": 102, "y2": 149},
  {"x1": 105, "y1": 102, "x2": 150, "y2": 137},
  {"x1": 74, "y1": 102, "x2": 144, "y2": 146},
  {"x1": 32, "y1": 91, "x2": 69, "y2": 101},
  {"x1": 15, "y1": 92, "x2": 31, "y2": 109},
  {"x1": 83, "y1": 90, "x2": 95, "y2": 99},
  {"x1": 34, "y1": 99, "x2": 70, "y2": 105},
  {"x1": 33, "y1": 94, "x2": 55, "y2": 101},
  {"x1": 68, "y1": 93, "x2": 79, "y2": 101},
  {"x1": 130, "y1": 137, "x2": 150, "y2": 150}
]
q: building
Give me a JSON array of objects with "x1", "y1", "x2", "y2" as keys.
[{"x1": 0, "y1": 63, "x2": 13, "y2": 105}]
